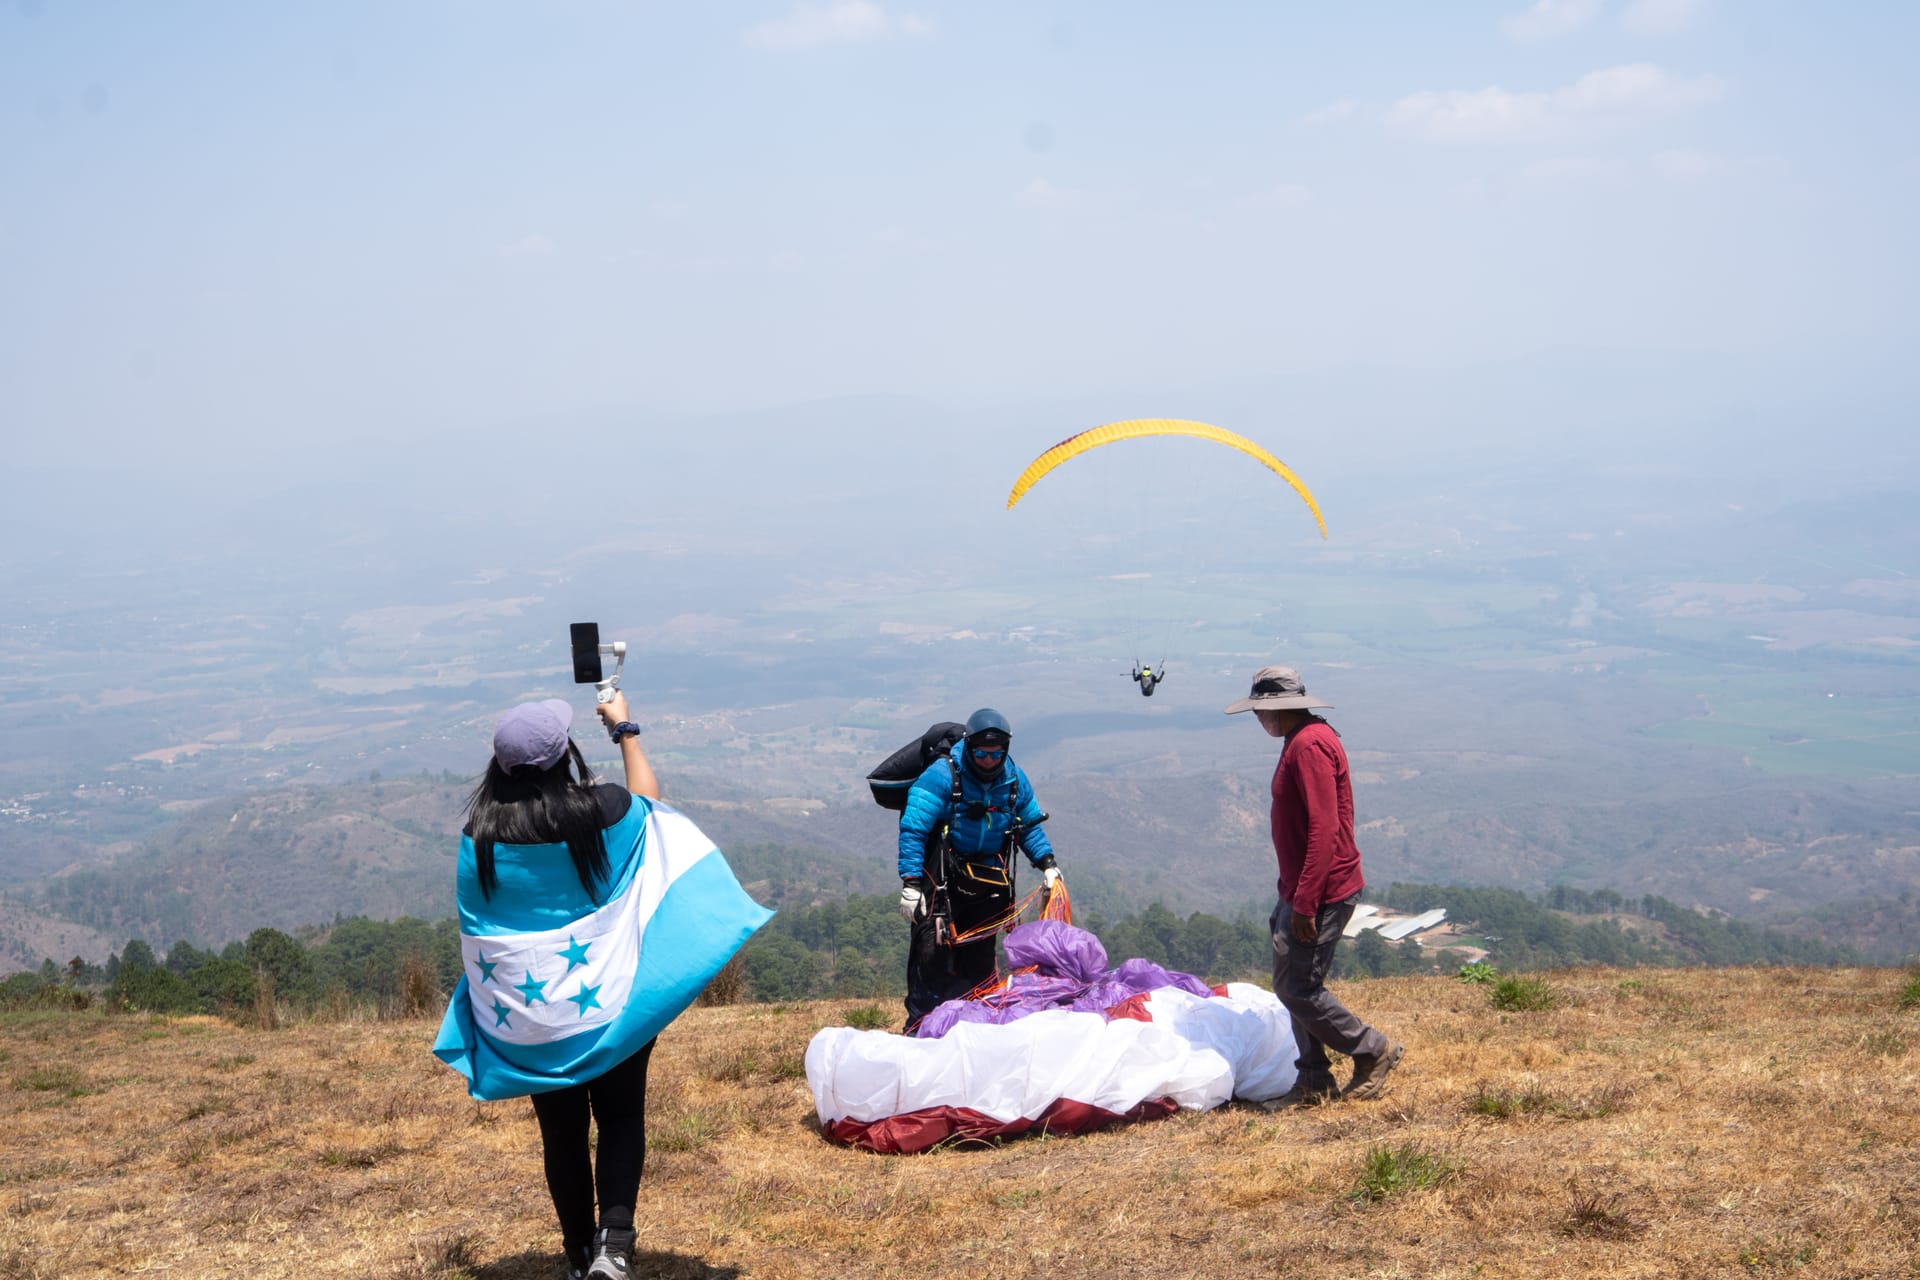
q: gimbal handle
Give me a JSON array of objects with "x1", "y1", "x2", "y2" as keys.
[{"x1": 595, "y1": 642, "x2": 627, "y2": 739}]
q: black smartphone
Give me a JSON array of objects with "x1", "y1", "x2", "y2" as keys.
[{"x1": 570, "y1": 622, "x2": 603, "y2": 684}]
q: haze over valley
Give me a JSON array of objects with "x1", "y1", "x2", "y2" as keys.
[{"x1": 5, "y1": 380, "x2": 1915, "y2": 967}]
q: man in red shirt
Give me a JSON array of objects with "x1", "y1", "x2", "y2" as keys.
[{"x1": 1226, "y1": 666, "x2": 1403, "y2": 1106}]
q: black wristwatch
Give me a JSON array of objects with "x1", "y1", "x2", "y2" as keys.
[{"x1": 611, "y1": 721, "x2": 642, "y2": 743}]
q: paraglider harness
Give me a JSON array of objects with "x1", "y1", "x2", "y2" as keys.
[
  {"x1": 924, "y1": 756, "x2": 1048, "y2": 954},
  {"x1": 1132, "y1": 663, "x2": 1163, "y2": 697}
]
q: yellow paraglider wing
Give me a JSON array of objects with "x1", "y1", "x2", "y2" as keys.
[{"x1": 1005, "y1": 418, "x2": 1328, "y2": 539}]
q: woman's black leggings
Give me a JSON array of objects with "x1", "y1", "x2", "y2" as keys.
[{"x1": 528, "y1": 1039, "x2": 656, "y2": 1252}]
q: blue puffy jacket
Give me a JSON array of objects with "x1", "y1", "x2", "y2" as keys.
[{"x1": 896, "y1": 754, "x2": 1054, "y2": 879}]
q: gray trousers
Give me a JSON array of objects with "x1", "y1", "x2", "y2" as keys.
[{"x1": 1271, "y1": 893, "x2": 1389, "y2": 1076}]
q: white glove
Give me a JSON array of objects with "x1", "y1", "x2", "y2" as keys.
[
  {"x1": 1042, "y1": 866, "x2": 1061, "y2": 891},
  {"x1": 899, "y1": 884, "x2": 924, "y2": 922}
]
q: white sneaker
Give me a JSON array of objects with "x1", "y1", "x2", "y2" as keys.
[{"x1": 586, "y1": 1226, "x2": 635, "y2": 1279}]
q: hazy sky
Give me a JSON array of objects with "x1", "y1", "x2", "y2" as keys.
[{"x1": 5, "y1": 1, "x2": 1917, "y2": 477}]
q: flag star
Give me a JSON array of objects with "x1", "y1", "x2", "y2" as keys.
[
  {"x1": 515, "y1": 971, "x2": 549, "y2": 1005},
  {"x1": 491, "y1": 998, "x2": 513, "y2": 1029},
  {"x1": 568, "y1": 982, "x2": 603, "y2": 1016},
  {"x1": 558, "y1": 935, "x2": 591, "y2": 972},
  {"x1": 474, "y1": 954, "x2": 499, "y2": 985}
]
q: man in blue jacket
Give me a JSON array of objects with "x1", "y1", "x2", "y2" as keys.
[{"x1": 897, "y1": 708, "x2": 1060, "y2": 1030}]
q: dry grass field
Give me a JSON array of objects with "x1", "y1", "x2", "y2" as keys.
[{"x1": 3, "y1": 966, "x2": 1918, "y2": 1280}]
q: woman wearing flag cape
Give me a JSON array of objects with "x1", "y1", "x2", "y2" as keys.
[{"x1": 434, "y1": 691, "x2": 772, "y2": 1280}]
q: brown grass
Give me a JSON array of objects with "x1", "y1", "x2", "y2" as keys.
[{"x1": 2, "y1": 967, "x2": 1917, "y2": 1278}]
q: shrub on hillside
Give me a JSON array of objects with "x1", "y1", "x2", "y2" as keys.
[
  {"x1": 1561, "y1": 1192, "x2": 1646, "y2": 1240},
  {"x1": 697, "y1": 953, "x2": 746, "y2": 1007},
  {"x1": 245, "y1": 969, "x2": 279, "y2": 1031},
  {"x1": 841, "y1": 1004, "x2": 891, "y2": 1031},
  {"x1": 310, "y1": 917, "x2": 461, "y2": 1007},
  {"x1": 392, "y1": 950, "x2": 441, "y2": 1019},
  {"x1": 1489, "y1": 974, "x2": 1560, "y2": 1012},
  {"x1": 1457, "y1": 960, "x2": 1498, "y2": 985},
  {"x1": 190, "y1": 955, "x2": 259, "y2": 1013},
  {"x1": 0, "y1": 972, "x2": 44, "y2": 1004},
  {"x1": 244, "y1": 929, "x2": 315, "y2": 1006},
  {"x1": 1897, "y1": 970, "x2": 1920, "y2": 1012},
  {"x1": 109, "y1": 963, "x2": 198, "y2": 1014},
  {"x1": 1349, "y1": 1142, "x2": 1459, "y2": 1203},
  {"x1": 0, "y1": 972, "x2": 93, "y2": 1013}
]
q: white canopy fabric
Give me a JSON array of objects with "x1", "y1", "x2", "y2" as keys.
[{"x1": 807, "y1": 982, "x2": 1298, "y2": 1153}]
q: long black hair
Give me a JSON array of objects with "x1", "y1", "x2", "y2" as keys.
[{"x1": 464, "y1": 740, "x2": 609, "y2": 902}]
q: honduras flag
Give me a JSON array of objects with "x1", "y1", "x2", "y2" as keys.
[{"x1": 433, "y1": 795, "x2": 773, "y2": 1100}]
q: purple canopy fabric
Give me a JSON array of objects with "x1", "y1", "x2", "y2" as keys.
[{"x1": 913, "y1": 920, "x2": 1216, "y2": 1039}]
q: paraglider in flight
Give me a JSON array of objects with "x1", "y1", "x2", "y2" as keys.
[
  {"x1": 1004, "y1": 418, "x2": 1328, "y2": 540},
  {"x1": 1007, "y1": 419, "x2": 1328, "y2": 700}
]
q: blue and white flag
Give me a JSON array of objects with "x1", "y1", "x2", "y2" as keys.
[{"x1": 433, "y1": 797, "x2": 773, "y2": 1100}]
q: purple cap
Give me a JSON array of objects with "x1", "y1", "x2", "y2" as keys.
[{"x1": 493, "y1": 698, "x2": 574, "y2": 772}]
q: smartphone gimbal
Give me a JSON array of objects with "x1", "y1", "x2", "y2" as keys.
[{"x1": 570, "y1": 622, "x2": 628, "y2": 741}]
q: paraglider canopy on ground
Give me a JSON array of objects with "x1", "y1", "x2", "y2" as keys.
[{"x1": 805, "y1": 921, "x2": 1299, "y2": 1154}]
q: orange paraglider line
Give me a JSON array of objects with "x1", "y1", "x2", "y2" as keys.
[
  {"x1": 947, "y1": 886, "x2": 1045, "y2": 945},
  {"x1": 952, "y1": 879, "x2": 1077, "y2": 1006},
  {"x1": 962, "y1": 965, "x2": 1038, "y2": 1004}
]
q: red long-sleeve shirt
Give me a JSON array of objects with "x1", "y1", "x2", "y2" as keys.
[{"x1": 1270, "y1": 719, "x2": 1365, "y2": 916}]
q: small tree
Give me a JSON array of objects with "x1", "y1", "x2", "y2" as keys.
[
  {"x1": 249, "y1": 968, "x2": 279, "y2": 1030},
  {"x1": 698, "y1": 953, "x2": 747, "y2": 1007},
  {"x1": 0, "y1": 972, "x2": 44, "y2": 1004},
  {"x1": 244, "y1": 928, "x2": 316, "y2": 1006},
  {"x1": 190, "y1": 954, "x2": 257, "y2": 1013},
  {"x1": 1348, "y1": 928, "x2": 1394, "y2": 979},
  {"x1": 109, "y1": 964, "x2": 197, "y2": 1014},
  {"x1": 165, "y1": 941, "x2": 206, "y2": 977},
  {"x1": 394, "y1": 951, "x2": 441, "y2": 1019}
]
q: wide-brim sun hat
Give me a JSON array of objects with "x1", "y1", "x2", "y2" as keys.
[
  {"x1": 493, "y1": 698, "x2": 575, "y2": 771},
  {"x1": 1223, "y1": 665, "x2": 1333, "y2": 715}
]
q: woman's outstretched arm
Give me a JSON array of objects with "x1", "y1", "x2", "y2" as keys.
[{"x1": 595, "y1": 691, "x2": 660, "y2": 800}]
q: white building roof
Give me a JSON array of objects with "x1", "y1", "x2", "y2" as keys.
[{"x1": 1375, "y1": 908, "x2": 1447, "y2": 941}]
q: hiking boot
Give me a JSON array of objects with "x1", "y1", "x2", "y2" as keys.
[
  {"x1": 1259, "y1": 1071, "x2": 1340, "y2": 1110},
  {"x1": 1343, "y1": 1042, "x2": 1405, "y2": 1100},
  {"x1": 586, "y1": 1226, "x2": 636, "y2": 1279}
]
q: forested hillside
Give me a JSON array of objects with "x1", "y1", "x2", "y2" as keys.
[
  {"x1": 4, "y1": 882, "x2": 1854, "y2": 1023},
  {"x1": 6, "y1": 769, "x2": 1909, "y2": 970}
]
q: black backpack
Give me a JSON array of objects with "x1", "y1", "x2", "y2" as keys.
[{"x1": 866, "y1": 721, "x2": 966, "y2": 811}]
